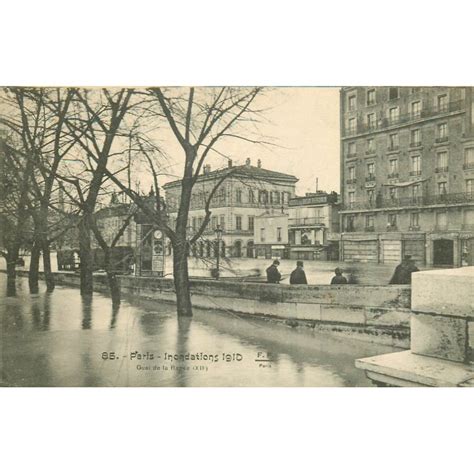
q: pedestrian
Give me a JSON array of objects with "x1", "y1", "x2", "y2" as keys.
[
  {"x1": 389, "y1": 255, "x2": 419, "y2": 284},
  {"x1": 290, "y1": 260, "x2": 308, "y2": 285},
  {"x1": 266, "y1": 259, "x2": 282, "y2": 284},
  {"x1": 331, "y1": 267, "x2": 348, "y2": 285}
]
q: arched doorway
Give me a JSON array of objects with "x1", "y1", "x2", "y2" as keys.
[
  {"x1": 246, "y1": 240, "x2": 254, "y2": 258},
  {"x1": 433, "y1": 238, "x2": 454, "y2": 266},
  {"x1": 234, "y1": 240, "x2": 242, "y2": 258}
]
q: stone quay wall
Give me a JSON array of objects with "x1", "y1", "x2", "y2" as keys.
[{"x1": 9, "y1": 270, "x2": 413, "y2": 348}]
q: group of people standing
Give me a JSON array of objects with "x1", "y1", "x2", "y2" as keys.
[
  {"x1": 266, "y1": 255, "x2": 419, "y2": 286},
  {"x1": 266, "y1": 260, "x2": 348, "y2": 285}
]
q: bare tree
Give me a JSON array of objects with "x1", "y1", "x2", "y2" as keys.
[{"x1": 100, "y1": 87, "x2": 266, "y2": 317}]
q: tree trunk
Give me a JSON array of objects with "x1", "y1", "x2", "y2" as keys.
[
  {"x1": 104, "y1": 248, "x2": 121, "y2": 308},
  {"x1": 42, "y1": 240, "x2": 55, "y2": 292},
  {"x1": 6, "y1": 251, "x2": 18, "y2": 297},
  {"x1": 28, "y1": 241, "x2": 41, "y2": 294},
  {"x1": 78, "y1": 216, "x2": 94, "y2": 296},
  {"x1": 173, "y1": 241, "x2": 193, "y2": 317}
]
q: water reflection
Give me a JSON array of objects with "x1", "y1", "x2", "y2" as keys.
[{"x1": 0, "y1": 274, "x2": 400, "y2": 387}]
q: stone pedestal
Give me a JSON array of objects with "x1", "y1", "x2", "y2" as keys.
[{"x1": 356, "y1": 267, "x2": 474, "y2": 387}]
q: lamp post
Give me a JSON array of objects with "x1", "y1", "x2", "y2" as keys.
[{"x1": 214, "y1": 224, "x2": 223, "y2": 280}]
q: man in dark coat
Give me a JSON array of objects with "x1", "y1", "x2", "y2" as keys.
[
  {"x1": 266, "y1": 260, "x2": 282, "y2": 283},
  {"x1": 290, "y1": 261, "x2": 308, "y2": 285},
  {"x1": 389, "y1": 255, "x2": 419, "y2": 284},
  {"x1": 331, "y1": 267, "x2": 348, "y2": 285}
]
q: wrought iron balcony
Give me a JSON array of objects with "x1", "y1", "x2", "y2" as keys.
[
  {"x1": 388, "y1": 172, "x2": 399, "y2": 179},
  {"x1": 387, "y1": 145, "x2": 399, "y2": 152},
  {"x1": 346, "y1": 178, "x2": 357, "y2": 184},
  {"x1": 365, "y1": 175, "x2": 376, "y2": 182},
  {"x1": 410, "y1": 141, "x2": 422, "y2": 147},
  {"x1": 347, "y1": 152, "x2": 357, "y2": 158},
  {"x1": 463, "y1": 162, "x2": 474, "y2": 170},
  {"x1": 435, "y1": 166, "x2": 449, "y2": 173},
  {"x1": 409, "y1": 170, "x2": 422, "y2": 176},
  {"x1": 341, "y1": 192, "x2": 474, "y2": 211},
  {"x1": 365, "y1": 150, "x2": 376, "y2": 155},
  {"x1": 435, "y1": 136, "x2": 449, "y2": 143},
  {"x1": 288, "y1": 217, "x2": 326, "y2": 227},
  {"x1": 343, "y1": 100, "x2": 465, "y2": 137}
]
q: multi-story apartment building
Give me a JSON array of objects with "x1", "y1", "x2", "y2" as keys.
[
  {"x1": 340, "y1": 87, "x2": 474, "y2": 267},
  {"x1": 254, "y1": 210, "x2": 289, "y2": 259},
  {"x1": 287, "y1": 192, "x2": 340, "y2": 260},
  {"x1": 163, "y1": 158, "x2": 298, "y2": 258}
]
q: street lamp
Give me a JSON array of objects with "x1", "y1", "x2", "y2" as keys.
[{"x1": 214, "y1": 224, "x2": 223, "y2": 280}]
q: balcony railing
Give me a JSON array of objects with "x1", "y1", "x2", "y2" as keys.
[
  {"x1": 409, "y1": 170, "x2": 422, "y2": 176},
  {"x1": 435, "y1": 136, "x2": 449, "y2": 143},
  {"x1": 410, "y1": 141, "x2": 422, "y2": 147},
  {"x1": 387, "y1": 145, "x2": 399, "y2": 152},
  {"x1": 365, "y1": 150, "x2": 376, "y2": 155},
  {"x1": 364, "y1": 226, "x2": 375, "y2": 232},
  {"x1": 346, "y1": 178, "x2": 357, "y2": 184},
  {"x1": 342, "y1": 192, "x2": 474, "y2": 211},
  {"x1": 435, "y1": 166, "x2": 449, "y2": 173},
  {"x1": 463, "y1": 162, "x2": 474, "y2": 170},
  {"x1": 347, "y1": 152, "x2": 357, "y2": 158},
  {"x1": 288, "y1": 217, "x2": 326, "y2": 227},
  {"x1": 388, "y1": 172, "x2": 399, "y2": 179},
  {"x1": 343, "y1": 100, "x2": 465, "y2": 137},
  {"x1": 365, "y1": 175, "x2": 376, "y2": 182}
]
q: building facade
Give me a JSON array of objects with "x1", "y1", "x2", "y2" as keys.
[
  {"x1": 163, "y1": 158, "x2": 298, "y2": 259},
  {"x1": 288, "y1": 192, "x2": 340, "y2": 260},
  {"x1": 254, "y1": 210, "x2": 289, "y2": 259},
  {"x1": 340, "y1": 87, "x2": 474, "y2": 266}
]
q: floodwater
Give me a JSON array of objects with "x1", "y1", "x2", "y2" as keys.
[{"x1": 0, "y1": 274, "x2": 399, "y2": 387}]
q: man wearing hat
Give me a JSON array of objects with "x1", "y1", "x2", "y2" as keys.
[
  {"x1": 266, "y1": 259, "x2": 282, "y2": 284},
  {"x1": 290, "y1": 260, "x2": 308, "y2": 285},
  {"x1": 389, "y1": 255, "x2": 419, "y2": 284}
]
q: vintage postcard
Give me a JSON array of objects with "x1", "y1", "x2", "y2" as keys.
[{"x1": 1, "y1": 86, "x2": 473, "y2": 387}]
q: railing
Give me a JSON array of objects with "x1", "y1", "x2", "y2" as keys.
[
  {"x1": 288, "y1": 217, "x2": 326, "y2": 226},
  {"x1": 347, "y1": 152, "x2": 357, "y2": 158},
  {"x1": 463, "y1": 162, "x2": 474, "y2": 170},
  {"x1": 388, "y1": 172, "x2": 399, "y2": 179},
  {"x1": 387, "y1": 145, "x2": 399, "y2": 152},
  {"x1": 343, "y1": 100, "x2": 465, "y2": 136},
  {"x1": 342, "y1": 192, "x2": 474, "y2": 210},
  {"x1": 365, "y1": 175, "x2": 376, "y2": 182},
  {"x1": 409, "y1": 170, "x2": 422, "y2": 176},
  {"x1": 435, "y1": 166, "x2": 449, "y2": 173},
  {"x1": 410, "y1": 141, "x2": 422, "y2": 147},
  {"x1": 365, "y1": 150, "x2": 376, "y2": 155},
  {"x1": 435, "y1": 136, "x2": 449, "y2": 143},
  {"x1": 364, "y1": 226, "x2": 375, "y2": 232},
  {"x1": 346, "y1": 178, "x2": 357, "y2": 184}
]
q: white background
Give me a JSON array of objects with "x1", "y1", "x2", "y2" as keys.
[{"x1": 1, "y1": 1, "x2": 473, "y2": 473}]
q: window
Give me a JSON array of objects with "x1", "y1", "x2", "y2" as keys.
[
  {"x1": 410, "y1": 212, "x2": 419, "y2": 227},
  {"x1": 411, "y1": 101, "x2": 421, "y2": 118},
  {"x1": 389, "y1": 133, "x2": 399, "y2": 149},
  {"x1": 277, "y1": 227, "x2": 282, "y2": 242},
  {"x1": 411, "y1": 155, "x2": 421, "y2": 175},
  {"x1": 211, "y1": 216, "x2": 218, "y2": 229},
  {"x1": 236, "y1": 216, "x2": 242, "y2": 230},
  {"x1": 348, "y1": 142, "x2": 356, "y2": 156},
  {"x1": 436, "y1": 151, "x2": 448, "y2": 171},
  {"x1": 388, "y1": 214, "x2": 397, "y2": 228},
  {"x1": 438, "y1": 94, "x2": 448, "y2": 112},
  {"x1": 438, "y1": 123, "x2": 448, "y2": 139},
  {"x1": 236, "y1": 189, "x2": 242, "y2": 203},
  {"x1": 248, "y1": 216, "x2": 254, "y2": 232},
  {"x1": 367, "y1": 113, "x2": 376, "y2": 129},
  {"x1": 464, "y1": 148, "x2": 474, "y2": 169},
  {"x1": 248, "y1": 189, "x2": 255, "y2": 203},
  {"x1": 348, "y1": 166, "x2": 355, "y2": 180},
  {"x1": 197, "y1": 217, "x2": 204, "y2": 228},
  {"x1": 389, "y1": 158, "x2": 398, "y2": 174},
  {"x1": 466, "y1": 179, "x2": 474, "y2": 196},
  {"x1": 348, "y1": 191, "x2": 355, "y2": 207},
  {"x1": 346, "y1": 215, "x2": 355, "y2": 232},
  {"x1": 389, "y1": 87, "x2": 399, "y2": 100},
  {"x1": 436, "y1": 211, "x2": 447, "y2": 229},
  {"x1": 192, "y1": 217, "x2": 197, "y2": 231},
  {"x1": 367, "y1": 138, "x2": 375, "y2": 153},
  {"x1": 220, "y1": 215, "x2": 225, "y2": 230},
  {"x1": 367, "y1": 189, "x2": 375, "y2": 205},
  {"x1": 348, "y1": 95, "x2": 356, "y2": 111},
  {"x1": 367, "y1": 89, "x2": 376, "y2": 106},
  {"x1": 412, "y1": 183, "x2": 421, "y2": 200},
  {"x1": 367, "y1": 162, "x2": 375, "y2": 179},
  {"x1": 259, "y1": 190, "x2": 268, "y2": 204},
  {"x1": 348, "y1": 118, "x2": 356, "y2": 133},
  {"x1": 365, "y1": 214, "x2": 374, "y2": 230},
  {"x1": 438, "y1": 182, "x2": 447, "y2": 195},
  {"x1": 411, "y1": 129, "x2": 421, "y2": 146},
  {"x1": 389, "y1": 187, "x2": 398, "y2": 201},
  {"x1": 260, "y1": 228, "x2": 265, "y2": 242},
  {"x1": 389, "y1": 107, "x2": 399, "y2": 124}
]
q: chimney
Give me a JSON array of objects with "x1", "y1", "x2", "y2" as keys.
[
  {"x1": 228, "y1": 159, "x2": 233, "y2": 168},
  {"x1": 203, "y1": 164, "x2": 211, "y2": 175},
  {"x1": 245, "y1": 157, "x2": 251, "y2": 167},
  {"x1": 257, "y1": 159, "x2": 262, "y2": 168},
  {"x1": 315, "y1": 177, "x2": 319, "y2": 193}
]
